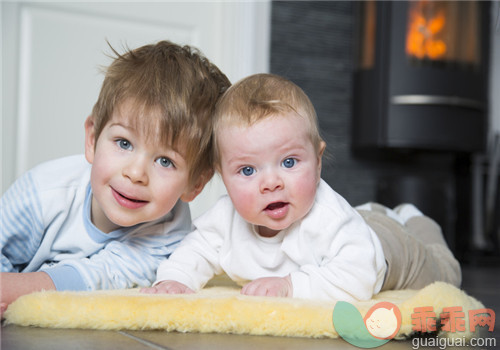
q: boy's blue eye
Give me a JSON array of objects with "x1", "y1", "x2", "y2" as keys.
[
  {"x1": 117, "y1": 139, "x2": 132, "y2": 150},
  {"x1": 240, "y1": 166, "x2": 255, "y2": 176},
  {"x1": 156, "y1": 157, "x2": 173, "y2": 168},
  {"x1": 282, "y1": 158, "x2": 296, "y2": 168}
]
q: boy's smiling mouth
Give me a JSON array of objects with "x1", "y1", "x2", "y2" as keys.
[{"x1": 111, "y1": 187, "x2": 148, "y2": 209}]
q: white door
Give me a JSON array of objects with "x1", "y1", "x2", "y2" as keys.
[{"x1": 1, "y1": 0, "x2": 270, "y2": 218}]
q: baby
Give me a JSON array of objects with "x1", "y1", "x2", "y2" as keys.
[{"x1": 142, "y1": 73, "x2": 460, "y2": 301}]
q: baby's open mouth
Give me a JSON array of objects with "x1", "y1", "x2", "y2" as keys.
[
  {"x1": 264, "y1": 201, "x2": 289, "y2": 219},
  {"x1": 265, "y1": 202, "x2": 287, "y2": 211}
]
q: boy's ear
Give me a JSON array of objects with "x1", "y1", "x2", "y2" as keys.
[
  {"x1": 180, "y1": 172, "x2": 212, "y2": 203},
  {"x1": 84, "y1": 116, "x2": 96, "y2": 164},
  {"x1": 180, "y1": 181, "x2": 205, "y2": 203}
]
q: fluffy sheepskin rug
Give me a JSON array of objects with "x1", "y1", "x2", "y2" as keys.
[{"x1": 4, "y1": 281, "x2": 486, "y2": 342}]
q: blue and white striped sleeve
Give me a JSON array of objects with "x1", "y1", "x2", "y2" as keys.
[
  {"x1": 1, "y1": 172, "x2": 44, "y2": 272},
  {"x1": 50, "y1": 202, "x2": 192, "y2": 290}
]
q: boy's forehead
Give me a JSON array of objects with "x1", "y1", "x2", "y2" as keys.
[
  {"x1": 110, "y1": 101, "x2": 186, "y2": 155},
  {"x1": 114, "y1": 98, "x2": 160, "y2": 121}
]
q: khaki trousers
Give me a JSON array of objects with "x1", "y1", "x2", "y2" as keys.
[{"x1": 357, "y1": 204, "x2": 461, "y2": 291}]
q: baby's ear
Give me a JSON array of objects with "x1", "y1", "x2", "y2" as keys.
[
  {"x1": 317, "y1": 141, "x2": 326, "y2": 175},
  {"x1": 84, "y1": 116, "x2": 96, "y2": 164},
  {"x1": 318, "y1": 141, "x2": 326, "y2": 159}
]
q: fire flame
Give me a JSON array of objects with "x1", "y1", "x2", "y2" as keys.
[{"x1": 406, "y1": 2, "x2": 447, "y2": 60}]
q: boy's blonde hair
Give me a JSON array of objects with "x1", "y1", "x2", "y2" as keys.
[
  {"x1": 91, "y1": 40, "x2": 230, "y2": 188},
  {"x1": 213, "y1": 73, "x2": 324, "y2": 168}
]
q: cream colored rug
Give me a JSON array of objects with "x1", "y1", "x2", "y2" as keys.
[{"x1": 4, "y1": 280, "x2": 486, "y2": 341}]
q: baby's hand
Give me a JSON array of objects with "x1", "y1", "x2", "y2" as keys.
[
  {"x1": 140, "y1": 280, "x2": 194, "y2": 294},
  {"x1": 241, "y1": 275, "x2": 293, "y2": 297}
]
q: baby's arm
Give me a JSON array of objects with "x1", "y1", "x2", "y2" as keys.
[
  {"x1": 288, "y1": 216, "x2": 385, "y2": 301},
  {"x1": 144, "y1": 225, "x2": 224, "y2": 293},
  {"x1": 241, "y1": 275, "x2": 293, "y2": 297},
  {"x1": 142, "y1": 198, "x2": 234, "y2": 294},
  {"x1": 140, "y1": 280, "x2": 194, "y2": 294}
]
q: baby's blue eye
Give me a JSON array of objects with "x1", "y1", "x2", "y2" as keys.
[
  {"x1": 156, "y1": 157, "x2": 173, "y2": 168},
  {"x1": 117, "y1": 139, "x2": 132, "y2": 150},
  {"x1": 282, "y1": 158, "x2": 296, "y2": 168},
  {"x1": 240, "y1": 166, "x2": 255, "y2": 176}
]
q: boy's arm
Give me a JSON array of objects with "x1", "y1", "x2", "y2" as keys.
[
  {"x1": 0, "y1": 271, "x2": 55, "y2": 306},
  {"x1": 1, "y1": 173, "x2": 45, "y2": 272},
  {"x1": 47, "y1": 202, "x2": 193, "y2": 291},
  {"x1": 46, "y1": 232, "x2": 185, "y2": 291}
]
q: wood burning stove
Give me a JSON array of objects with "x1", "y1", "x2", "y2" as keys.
[{"x1": 353, "y1": 1, "x2": 491, "y2": 153}]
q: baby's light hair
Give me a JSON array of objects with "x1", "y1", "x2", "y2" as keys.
[
  {"x1": 213, "y1": 73, "x2": 324, "y2": 169},
  {"x1": 91, "y1": 40, "x2": 230, "y2": 188}
]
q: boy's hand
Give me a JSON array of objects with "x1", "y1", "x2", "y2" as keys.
[
  {"x1": 241, "y1": 275, "x2": 293, "y2": 297},
  {"x1": 140, "y1": 280, "x2": 194, "y2": 294},
  {"x1": 0, "y1": 271, "x2": 56, "y2": 318},
  {"x1": 1, "y1": 302, "x2": 8, "y2": 319}
]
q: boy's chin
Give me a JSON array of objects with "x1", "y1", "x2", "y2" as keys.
[
  {"x1": 102, "y1": 213, "x2": 149, "y2": 232},
  {"x1": 111, "y1": 215, "x2": 159, "y2": 228}
]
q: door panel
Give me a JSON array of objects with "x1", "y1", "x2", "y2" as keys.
[{"x1": 2, "y1": 1, "x2": 270, "y2": 218}]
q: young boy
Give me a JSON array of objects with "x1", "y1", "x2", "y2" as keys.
[
  {"x1": 0, "y1": 40, "x2": 231, "y2": 314},
  {"x1": 142, "y1": 73, "x2": 461, "y2": 301}
]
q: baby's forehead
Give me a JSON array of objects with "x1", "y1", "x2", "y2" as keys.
[
  {"x1": 216, "y1": 111, "x2": 321, "y2": 154},
  {"x1": 219, "y1": 110, "x2": 311, "y2": 131}
]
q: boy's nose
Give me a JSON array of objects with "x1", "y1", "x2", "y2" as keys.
[
  {"x1": 123, "y1": 157, "x2": 148, "y2": 185},
  {"x1": 260, "y1": 171, "x2": 284, "y2": 193}
]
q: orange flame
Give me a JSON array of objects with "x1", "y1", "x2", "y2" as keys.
[{"x1": 406, "y1": 3, "x2": 447, "y2": 60}]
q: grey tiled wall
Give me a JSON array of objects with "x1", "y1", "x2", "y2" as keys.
[{"x1": 270, "y1": 1, "x2": 460, "y2": 251}]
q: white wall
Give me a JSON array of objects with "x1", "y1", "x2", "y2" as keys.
[{"x1": 1, "y1": 0, "x2": 271, "y2": 219}]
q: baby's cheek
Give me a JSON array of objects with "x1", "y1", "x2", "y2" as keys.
[
  {"x1": 233, "y1": 199, "x2": 256, "y2": 221},
  {"x1": 229, "y1": 190, "x2": 256, "y2": 217}
]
